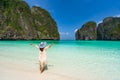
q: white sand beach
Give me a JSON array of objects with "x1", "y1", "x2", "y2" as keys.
[{"x1": 0, "y1": 58, "x2": 77, "y2": 80}]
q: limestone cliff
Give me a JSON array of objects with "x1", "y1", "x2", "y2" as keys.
[
  {"x1": 0, "y1": 0, "x2": 60, "y2": 40},
  {"x1": 75, "y1": 21, "x2": 97, "y2": 40},
  {"x1": 75, "y1": 17, "x2": 120, "y2": 40},
  {"x1": 97, "y1": 17, "x2": 120, "y2": 40}
]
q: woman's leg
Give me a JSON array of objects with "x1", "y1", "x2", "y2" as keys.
[{"x1": 40, "y1": 62, "x2": 44, "y2": 73}]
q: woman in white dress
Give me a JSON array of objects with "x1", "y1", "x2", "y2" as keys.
[{"x1": 30, "y1": 42, "x2": 53, "y2": 73}]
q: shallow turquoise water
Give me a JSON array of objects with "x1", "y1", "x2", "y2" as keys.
[{"x1": 0, "y1": 40, "x2": 120, "y2": 80}]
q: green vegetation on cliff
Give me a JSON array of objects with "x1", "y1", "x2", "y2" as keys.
[
  {"x1": 97, "y1": 17, "x2": 120, "y2": 40},
  {"x1": 0, "y1": 0, "x2": 60, "y2": 40},
  {"x1": 75, "y1": 21, "x2": 96, "y2": 40},
  {"x1": 76, "y1": 17, "x2": 120, "y2": 40}
]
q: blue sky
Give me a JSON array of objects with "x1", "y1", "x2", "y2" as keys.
[{"x1": 25, "y1": 0, "x2": 120, "y2": 40}]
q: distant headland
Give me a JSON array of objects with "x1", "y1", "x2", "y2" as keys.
[{"x1": 75, "y1": 17, "x2": 120, "y2": 40}]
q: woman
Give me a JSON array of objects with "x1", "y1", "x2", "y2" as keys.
[{"x1": 30, "y1": 42, "x2": 53, "y2": 73}]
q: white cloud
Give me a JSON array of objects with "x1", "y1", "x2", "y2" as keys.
[
  {"x1": 114, "y1": 14, "x2": 120, "y2": 17},
  {"x1": 74, "y1": 29, "x2": 78, "y2": 33},
  {"x1": 34, "y1": 4, "x2": 40, "y2": 7},
  {"x1": 60, "y1": 32, "x2": 69, "y2": 35},
  {"x1": 97, "y1": 20, "x2": 102, "y2": 25},
  {"x1": 97, "y1": 14, "x2": 120, "y2": 25}
]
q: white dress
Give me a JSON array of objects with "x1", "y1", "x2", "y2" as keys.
[{"x1": 38, "y1": 49, "x2": 47, "y2": 63}]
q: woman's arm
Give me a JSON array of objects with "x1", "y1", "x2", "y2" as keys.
[
  {"x1": 30, "y1": 44, "x2": 39, "y2": 49},
  {"x1": 45, "y1": 43, "x2": 54, "y2": 50}
]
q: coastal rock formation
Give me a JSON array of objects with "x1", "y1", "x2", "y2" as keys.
[
  {"x1": 75, "y1": 21, "x2": 97, "y2": 40},
  {"x1": 97, "y1": 17, "x2": 120, "y2": 40},
  {"x1": 75, "y1": 17, "x2": 120, "y2": 40},
  {"x1": 0, "y1": 0, "x2": 60, "y2": 40}
]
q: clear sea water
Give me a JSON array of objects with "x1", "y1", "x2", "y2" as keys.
[{"x1": 0, "y1": 40, "x2": 120, "y2": 80}]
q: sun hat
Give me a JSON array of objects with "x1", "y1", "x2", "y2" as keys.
[{"x1": 39, "y1": 42, "x2": 47, "y2": 48}]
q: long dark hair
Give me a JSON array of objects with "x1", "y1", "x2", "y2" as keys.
[{"x1": 39, "y1": 48, "x2": 44, "y2": 52}]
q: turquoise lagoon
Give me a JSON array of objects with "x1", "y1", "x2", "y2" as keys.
[{"x1": 0, "y1": 40, "x2": 120, "y2": 80}]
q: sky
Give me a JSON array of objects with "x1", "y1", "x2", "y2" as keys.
[{"x1": 25, "y1": 0, "x2": 120, "y2": 40}]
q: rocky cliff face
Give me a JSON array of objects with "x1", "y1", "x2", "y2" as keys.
[
  {"x1": 0, "y1": 0, "x2": 60, "y2": 40},
  {"x1": 75, "y1": 17, "x2": 120, "y2": 40},
  {"x1": 75, "y1": 21, "x2": 97, "y2": 40},
  {"x1": 97, "y1": 17, "x2": 120, "y2": 40}
]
